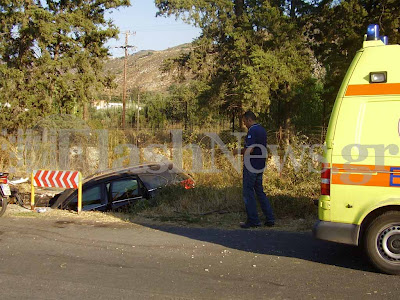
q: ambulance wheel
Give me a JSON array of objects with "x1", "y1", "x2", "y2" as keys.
[{"x1": 364, "y1": 211, "x2": 400, "y2": 275}]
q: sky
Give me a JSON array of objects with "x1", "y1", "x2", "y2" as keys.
[{"x1": 105, "y1": 1, "x2": 202, "y2": 57}]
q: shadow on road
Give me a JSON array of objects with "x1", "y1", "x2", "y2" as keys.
[{"x1": 137, "y1": 222, "x2": 376, "y2": 273}]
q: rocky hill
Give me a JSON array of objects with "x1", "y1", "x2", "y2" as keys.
[{"x1": 104, "y1": 43, "x2": 192, "y2": 95}]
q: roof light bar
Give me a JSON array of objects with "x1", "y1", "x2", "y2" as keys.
[
  {"x1": 380, "y1": 36, "x2": 389, "y2": 45},
  {"x1": 367, "y1": 24, "x2": 380, "y2": 41}
]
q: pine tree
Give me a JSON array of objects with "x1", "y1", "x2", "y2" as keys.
[
  {"x1": 156, "y1": 0, "x2": 318, "y2": 132},
  {"x1": 0, "y1": 0, "x2": 129, "y2": 129},
  {"x1": 310, "y1": 0, "x2": 400, "y2": 125}
]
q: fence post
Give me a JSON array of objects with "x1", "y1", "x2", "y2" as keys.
[
  {"x1": 30, "y1": 172, "x2": 35, "y2": 210},
  {"x1": 77, "y1": 172, "x2": 82, "y2": 214}
]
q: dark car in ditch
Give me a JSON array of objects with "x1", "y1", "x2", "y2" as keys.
[{"x1": 49, "y1": 162, "x2": 194, "y2": 212}]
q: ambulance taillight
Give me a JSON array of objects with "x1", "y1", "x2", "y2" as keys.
[{"x1": 321, "y1": 165, "x2": 330, "y2": 196}]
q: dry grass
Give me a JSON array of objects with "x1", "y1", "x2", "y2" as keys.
[
  {"x1": 129, "y1": 150, "x2": 320, "y2": 229},
  {"x1": 2, "y1": 130, "x2": 321, "y2": 231},
  {"x1": 5, "y1": 149, "x2": 319, "y2": 232}
]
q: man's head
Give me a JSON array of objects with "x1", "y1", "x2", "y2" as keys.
[{"x1": 242, "y1": 110, "x2": 257, "y2": 129}]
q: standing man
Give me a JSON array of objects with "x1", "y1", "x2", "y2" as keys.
[{"x1": 233, "y1": 111, "x2": 275, "y2": 228}]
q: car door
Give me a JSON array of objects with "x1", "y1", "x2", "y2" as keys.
[
  {"x1": 108, "y1": 176, "x2": 143, "y2": 210},
  {"x1": 66, "y1": 183, "x2": 108, "y2": 212}
]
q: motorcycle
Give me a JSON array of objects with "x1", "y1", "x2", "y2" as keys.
[
  {"x1": 0, "y1": 172, "x2": 11, "y2": 217},
  {"x1": 9, "y1": 177, "x2": 29, "y2": 207}
]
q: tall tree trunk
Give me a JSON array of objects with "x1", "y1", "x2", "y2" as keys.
[
  {"x1": 234, "y1": 0, "x2": 244, "y2": 19},
  {"x1": 238, "y1": 105, "x2": 244, "y2": 130},
  {"x1": 290, "y1": 0, "x2": 298, "y2": 19},
  {"x1": 232, "y1": 111, "x2": 235, "y2": 132}
]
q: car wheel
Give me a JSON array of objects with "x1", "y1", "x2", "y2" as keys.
[{"x1": 364, "y1": 211, "x2": 400, "y2": 274}]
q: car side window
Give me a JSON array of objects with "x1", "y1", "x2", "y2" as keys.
[
  {"x1": 81, "y1": 185, "x2": 103, "y2": 210},
  {"x1": 110, "y1": 179, "x2": 139, "y2": 202},
  {"x1": 139, "y1": 174, "x2": 168, "y2": 190}
]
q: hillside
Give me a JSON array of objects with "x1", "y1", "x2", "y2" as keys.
[{"x1": 104, "y1": 44, "x2": 192, "y2": 95}]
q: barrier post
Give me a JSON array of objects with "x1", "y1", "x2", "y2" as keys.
[
  {"x1": 77, "y1": 172, "x2": 82, "y2": 214},
  {"x1": 30, "y1": 172, "x2": 35, "y2": 210}
]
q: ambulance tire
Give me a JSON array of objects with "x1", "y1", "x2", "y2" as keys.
[{"x1": 364, "y1": 211, "x2": 400, "y2": 275}]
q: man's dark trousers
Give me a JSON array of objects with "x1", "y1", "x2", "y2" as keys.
[{"x1": 243, "y1": 167, "x2": 274, "y2": 225}]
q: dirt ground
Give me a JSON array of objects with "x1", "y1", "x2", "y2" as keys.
[{"x1": 3, "y1": 204, "x2": 316, "y2": 233}]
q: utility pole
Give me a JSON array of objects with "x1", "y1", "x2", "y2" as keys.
[
  {"x1": 137, "y1": 90, "x2": 140, "y2": 142},
  {"x1": 116, "y1": 31, "x2": 135, "y2": 128}
]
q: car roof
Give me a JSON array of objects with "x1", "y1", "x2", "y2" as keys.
[{"x1": 83, "y1": 162, "x2": 178, "y2": 183}]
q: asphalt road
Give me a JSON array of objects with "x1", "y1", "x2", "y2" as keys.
[{"x1": 0, "y1": 216, "x2": 398, "y2": 299}]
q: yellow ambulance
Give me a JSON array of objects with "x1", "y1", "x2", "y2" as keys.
[{"x1": 313, "y1": 24, "x2": 400, "y2": 274}]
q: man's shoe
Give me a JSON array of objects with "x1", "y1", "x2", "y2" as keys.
[
  {"x1": 240, "y1": 222, "x2": 261, "y2": 229},
  {"x1": 264, "y1": 221, "x2": 275, "y2": 227}
]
